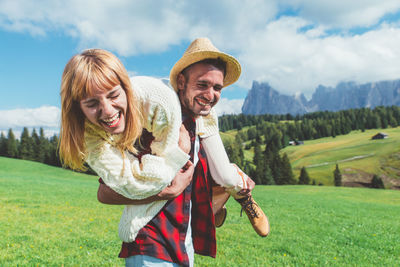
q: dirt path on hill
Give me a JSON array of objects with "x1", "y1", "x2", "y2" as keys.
[{"x1": 307, "y1": 154, "x2": 374, "y2": 168}]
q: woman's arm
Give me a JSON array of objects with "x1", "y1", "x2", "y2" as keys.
[{"x1": 98, "y1": 161, "x2": 194, "y2": 205}]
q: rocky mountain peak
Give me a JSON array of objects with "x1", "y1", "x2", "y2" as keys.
[{"x1": 242, "y1": 79, "x2": 400, "y2": 115}]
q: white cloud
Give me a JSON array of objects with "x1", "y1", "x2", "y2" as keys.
[
  {"x1": 0, "y1": 0, "x2": 278, "y2": 56},
  {"x1": 238, "y1": 18, "x2": 400, "y2": 97},
  {"x1": 0, "y1": 105, "x2": 60, "y2": 129},
  {"x1": 214, "y1": 98, "x2": 244, "y2": 115},
  {"x1": 285, "y1": 0, "x2": 400, "y2": 28},
  {"x1": 1, "y1": 0, "x2": 400, "y2": 99}
]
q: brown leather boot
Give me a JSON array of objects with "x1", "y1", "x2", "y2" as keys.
[
  {"x1": 236, "y1": 195, "x2": 270, "y2": 237},
  {"x1": 214, "y1": 205, "x2": 227, "y2": 228},
  {"x1": 212, "y1": 186, "x2": 230, "y2": 228}
]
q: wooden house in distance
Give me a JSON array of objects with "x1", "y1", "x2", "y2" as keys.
[
  {"x1": 371, "y1": 132, "x2": 388, "y2": 140},
  {"x1": 289, "y1": 140, "x2": 304, "y2": 145}
]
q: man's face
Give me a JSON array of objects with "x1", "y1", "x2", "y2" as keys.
[
  {"x1": 79, "y1": 84, "x2": 128, "y2": 134},
  {"x1": 177, "y1": 62, "x2": 224, "y2": 117}
]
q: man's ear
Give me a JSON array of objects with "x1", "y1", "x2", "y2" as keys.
[{"x1": 177, "y1": 73, "x2": 185, "y2": 91}]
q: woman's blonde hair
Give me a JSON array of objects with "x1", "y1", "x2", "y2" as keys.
[{"x1": 59, "y1": 49, "x2": 142, "y2": 171}]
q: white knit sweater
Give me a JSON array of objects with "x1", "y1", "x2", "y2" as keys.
[
  {"x1": 85, "y1": 76, "x2": 190, "y2": 242},
  {"x1": 85, "y1": 76, "x2": 247, "y2": 242}
]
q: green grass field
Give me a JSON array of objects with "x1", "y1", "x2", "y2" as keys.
[{"x1": 1, "y1": 157, "x2": 400, "y2": 266}]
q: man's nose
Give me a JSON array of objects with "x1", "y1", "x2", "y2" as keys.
[{"x1": 203, "y1": 87, "x2": 215, "y2": 101}]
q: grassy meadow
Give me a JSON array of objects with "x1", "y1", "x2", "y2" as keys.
[
  {"x1": 223, "y1": 126, "x2": 400, "y2": 187},
  {"x1": 1, "y1": 156, "x2": 400, "y2": 266},
  {"x1": 283, "y1": 127, "x2": 400, "y2": 186}
]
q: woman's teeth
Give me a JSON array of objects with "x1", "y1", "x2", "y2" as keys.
[{"x1": 102, "y1": 112, "x2": 120, "y2": 126}]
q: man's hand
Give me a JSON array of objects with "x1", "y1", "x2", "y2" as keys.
[
  {"x1": 237, "y1": 176, "x2": 255, "y2": 196},
  {"x1": 157, "y1": 160, "x2": 194, "y2": 199},
  {"x1": 178, "y1": 124, "x2": 191, "y2": 154}
]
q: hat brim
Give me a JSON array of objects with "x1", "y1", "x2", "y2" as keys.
[{"x1": 169, "y1": 51, "x2": 241, "y2": 91}]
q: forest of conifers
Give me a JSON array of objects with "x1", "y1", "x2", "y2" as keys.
[
  {"x1": 219, "y1": 105, "x2": 400, "y2": 185},
  {"x1": 1, "y1": 105, "x2": 399, "y2": 184}
]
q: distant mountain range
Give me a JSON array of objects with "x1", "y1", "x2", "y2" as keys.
[{"x1": 242, "y1": 79, "x2": 400, "y2": 115}]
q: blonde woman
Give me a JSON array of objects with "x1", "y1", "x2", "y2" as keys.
[{"x1": 60, "y1": 49, "x2": 194, "y2": 243}]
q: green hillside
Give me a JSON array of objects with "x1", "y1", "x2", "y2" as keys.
[
  {"x1": 230, "y1": 126, "x2": 400, "y2": 187},
  {"x1": 283, "y1": 127, "x2": 400, "y2": 187},
  {"x1": 1, "y1": 157, "x2": 400, "y2": 266}
]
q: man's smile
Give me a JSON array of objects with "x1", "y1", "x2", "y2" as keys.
[{"x1": 196, "y1": 97, "x2": 214, "y2": 107}]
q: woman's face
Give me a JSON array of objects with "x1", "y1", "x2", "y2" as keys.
[{"x1": 80, "y1": 84, "x2": 127, "y2": 134}]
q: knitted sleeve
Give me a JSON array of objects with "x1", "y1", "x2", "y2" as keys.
[
  {"x1": 196, "y1": 108, "x2": 219, "y2": 138},
  {"x1": 86, "y1": 140, "x2": 182, "y2": 200},
  {"x1": 84, "y1": 76, "x2": 190, "y2": 200},
  {"x1": 201, "y1": 133, "x2": 248, "y2": 197},
  {"x1": 134, "y1": 76, "x2": 190, "y2": 169}
]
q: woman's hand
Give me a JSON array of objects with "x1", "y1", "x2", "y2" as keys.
[{"x1": 157, "y1": 161, "x2": 194, "y2": 199}]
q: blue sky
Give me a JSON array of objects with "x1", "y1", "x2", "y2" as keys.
[{"x1": 1, "y1": 0, "x2": 400, "y2": 136}]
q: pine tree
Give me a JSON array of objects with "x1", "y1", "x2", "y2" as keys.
[
  {"x1": 225, "y1": 137, "x2": 244, "y2": 169},
  {"x1": 19, "y1": 127, "x2": 34, "y2": 160},
  {"x1": 253, "y1": 141, "x2": 264, "y2": 184},
  {"x1": 0, "y1": 132, "x2": 7, "y2": 156},
  {"x1": 262, "y1": 165, "x2": 275, "y2": 185},
  {"x1": 298, "y1": 166, "x2": 310, "y2": 185},
  {"x1": 46, "y1": 135, "x2": 61, "y2": 167},
  {"x1": 253, "y1": 142, "x2": 263, "y2": 166},
  {"x1": 371, "y1": 175, "x2": 384, "y2": 189},
  {"x1": 234, "y1": 134, "x2": 245, "y2": 168},
  {"x1": 281, "y1": 133, "x2": 289, "y2": 148},
  {"x1": 271, "y1": 152, "x2": 282, "y2": 184},
  {"x1": 333, "y1": 164, "x2": 342, "y2": 186},
  {"x1": 7, "y1": 129, "x2": 19, "y2": 158},
  {"x1": 247, "y1": 127, "x2": 257, "y2": 140},
  {"x1": 264, "y1": 129, "x2": 282, "y2": 154},
  {"x1": 280, "y1": 153, "x2": 295, "y2": 184},
  {"x1": 37, "y1": 128, "x2": 48, "y2": 163},
  {"x1": 31, "y1": 128, "x2": 40, "y2": 161}
]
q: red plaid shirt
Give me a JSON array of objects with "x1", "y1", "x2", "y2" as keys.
[{"x1": 118, "y1": 117, "x2": 216, "y2": 267}]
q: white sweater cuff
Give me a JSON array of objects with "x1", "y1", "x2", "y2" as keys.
[
  {"x1": 196, "y1": 109, "x2": 219, "y2": 138},
  {"x1": 163, "y1": 145, "x2": 191, "y2": 175}
]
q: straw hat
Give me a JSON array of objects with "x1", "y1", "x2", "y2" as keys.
[{"x1": 169, "y1": 37, "x2": 241, "y2": 91}]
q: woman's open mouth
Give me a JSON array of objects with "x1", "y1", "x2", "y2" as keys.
[{"x1": 101, "y1": 112, "x2": 121, "y2": 128}]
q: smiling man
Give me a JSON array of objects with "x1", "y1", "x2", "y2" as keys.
[
  {"x1": 98, "y1": 38, "x2": 269, "y2": 267},
  {"x1": 170, "y1": 37, "x2": 269, "y2": 237},
  {"x1": 176, "y1": 59, "x2": 224, "y2": 117}
]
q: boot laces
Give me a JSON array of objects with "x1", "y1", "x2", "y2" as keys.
[{"x1": 240, "y1": 197, "x2": 260, "y2": 218}]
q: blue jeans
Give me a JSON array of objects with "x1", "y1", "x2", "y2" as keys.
[
  {"x1": 125, "y1": 238, "x2": 194, "y2": 267},
  {"x1": 125, "y1": 255, "x2": 180, "y2": 267}
]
